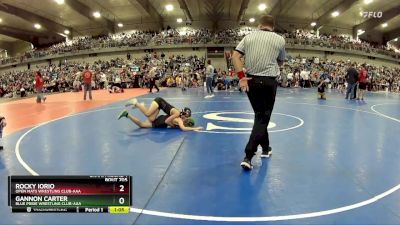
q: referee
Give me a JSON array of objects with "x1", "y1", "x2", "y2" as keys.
[
  {"x1": 232, "y1": 15, "x2": 286, "y2": 170},
  {"x1": 148, "y1": 66, "x2": 160, "y2": 93}
]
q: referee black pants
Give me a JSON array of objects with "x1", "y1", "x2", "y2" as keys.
[
  {"x1": 245, "y1": 76, "x2": 278, "y2": 159},
  {"x1": 149, "y1": 79, "x2": 159, "y2": 92}
]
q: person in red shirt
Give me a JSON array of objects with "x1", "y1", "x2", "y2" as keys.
[
  {"x1": 35, "y1": 71, "x2": 46, "y2": 103},
  {"x1": 357, "y1": 64, "x2": 368, "y2": 101},
  {"x1": 82, "y1": 65, "x2": 93, "y2": 100}
]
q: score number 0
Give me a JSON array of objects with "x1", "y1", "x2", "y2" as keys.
[{"x1": 118, "y1": 185, "x2": 125, "y2": 205}]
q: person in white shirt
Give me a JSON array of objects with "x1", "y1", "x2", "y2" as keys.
[
  {"x1": 300, "y1": 68, "x2": 310, "y2": 88},
  {"x1": 20, "y1": 87, "x2": 26, "y2": 97},
  {"x1": 114, "y1": 74, "x2": 122, "y2": 87},
  {"x1": 287, "y1": 72, "x2": 293, "y2": 87},
  {"x1": 73, "y1": 79, "x2": 81, "y2": 92},
  {"x1": 100, "y1": 72, "x2": 107, "y2": 89},
  {"x1": 204, "y1": 59, "x2": 215, "y2": 98}
]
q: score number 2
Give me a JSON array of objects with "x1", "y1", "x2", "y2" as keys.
[{"x1": 118, "y1": 185, "x2": 127, "y2": 205}]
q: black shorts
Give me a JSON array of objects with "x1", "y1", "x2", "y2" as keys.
[
  {"x1": 359, "y1": 83, "x2": 367, "y2": 90},
  {"x1": 152, "y1": 115, "x2": 168, "y2": 128},
  {"x1": 154, "y1": 97, "x2": 174, "y2": 115}
]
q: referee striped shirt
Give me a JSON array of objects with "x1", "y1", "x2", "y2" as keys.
[{"x1": 235, "y1": 30, "x2": 286, "y2": 77}]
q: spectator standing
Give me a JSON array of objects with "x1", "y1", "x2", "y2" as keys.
[
  {"x1": 287, "y1": 71, "x2": 293, "y2": 87},
  {"x1": 114, "y1": 72, "x2": 122, "y2": 89},
  {"x1": 300, "y1": 67, "x2": 310, "y2": 88},
  {"x1": 388, "y1": 76, "x2": 394, "y2": 92},
  {"x1": 317, "y1": 77, "x2": 326, "y2": 100},
  {"x1": 20, "y1": 87, "x2": 26, "y2": 98},
  {"x1": 205, "y1": 59, "x2": 215, "y2": 98},
  {"x1": 73, "y1": 78, "x2": 81, "y2": 92},
  {"x1": 345, "y1": 63, "x2": 358, "y2": 100},
  {"x1": 357, "y1": 64, "x2": 368, "y2": 100},
  {"x1": 82, "y1": 65, "x2": 93, "y2": 100},
  {"x1": 0, "y1": 116, "x2": 5, "y2": 150},
  {"x1": 35, "y1": 71, "x2": 46, "y2": 103},
  {"x1": 99, "y1": 72, "x2": 107, "y2": 89}
]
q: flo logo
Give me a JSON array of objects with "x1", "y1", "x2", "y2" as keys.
[
  {"x1": 199, "y1": 111, "x2": 304, "y2": 134},
  {"x1": 362, "y1": 11, "x2": 383, "y2": 18}
]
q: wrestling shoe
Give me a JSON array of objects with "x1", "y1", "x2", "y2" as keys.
[
  {"x1": 118, "y1": 110, "x2": 129, "y2": 120},
  {"x1": 261, "y1": 146, "x2": 272, "y2": 158},
  {"x1": 240, "y1": 157, "x2": 253, "y2": 170},
  {"x1": 125, "y1": 98, "x2": 138, "y2": 108}
]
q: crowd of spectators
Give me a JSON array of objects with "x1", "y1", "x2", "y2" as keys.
[
  {"x1": 1, "y1": 27, "x2": 399, "y2": 66},
  {"x1": 278, "y1": 56, "x2": 400, "y2": 93},
  {"x1": 1, "y1": 50, "x2": 399, "y2": 100},
  {"x1": 152, "y1": 28, "x2": 212, "y2": 45},
  {"x1": 0, "y1": 53, "x2": 209, "y2": 98},
  {"x1": 283, "y1": 29, "x2": 399, "y2": 58}
]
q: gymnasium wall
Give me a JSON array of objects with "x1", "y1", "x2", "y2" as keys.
[{"x1": 209, "y1": 57, "x2": 228, "y2": 71}]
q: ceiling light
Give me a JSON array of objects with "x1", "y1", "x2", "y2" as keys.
[
  {"x1": 258, "y1": 3, "x2": 267, "y2": 11},
  {"x1": 311, "y1": 22, "x2": 316, "y2": 27},
  {"x1": 64, "y1": 29, "x2": 70, "y2": 34},
  {"x1": 0, "y1": 18, "x2": 2, "y2": 23},
  {"x1": 165, "y1": 4, "x2": 174, "y2": 11},
  {"x1": 34, "y1": 23, "x2": 41, "y2": 29},
  {"x1": 177, "y1": 18, "x2": 183, "y2": 23},
  {"x1": 54, "y1": 0, "x2": 64, "y2": 5},
  {"x1": 249, "y1": 18, "x2": 255, "y2": 23},
  {"x1": 364, "y1": 0, "x2": 373, "y2": 4},
  {"x1": 118, "y1": 23, "x2": 123, "y2": 27},
  {"x1": 93, "y1": 11, "x2": 101, "y2": 18},
  {"x1": 331, "y1": 11, "x2": 340, "y2": 17},
  {"x1": 394, "y1": 38, "x2": 398, "y2": 41},
  {"x1": 381, "y1": 23, "x2": 388, "y2": 28}
]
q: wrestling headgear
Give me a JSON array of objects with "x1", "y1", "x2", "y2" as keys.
[
  {"x1": 184, "y1": 117, "x2": 195, "y2": 127},
  {"x1": 180, "y1": 107, "x2": 192, "y2": 117}
]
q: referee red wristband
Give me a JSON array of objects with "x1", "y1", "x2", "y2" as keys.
[{"x1": 237, "y1": 71, "x2": 245, "y2": 80}]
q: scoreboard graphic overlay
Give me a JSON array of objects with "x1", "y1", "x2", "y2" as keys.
[{"x1": 8, "y1": 176, "x2": 132, "y2": 213}]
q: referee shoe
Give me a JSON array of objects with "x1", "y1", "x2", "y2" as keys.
[
  {"x1": 240, "y1": 157, "x2": 253, "y2": 170},
  {"x1": 261, "y1": 147, "x2": 272, "y2": 158}
]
